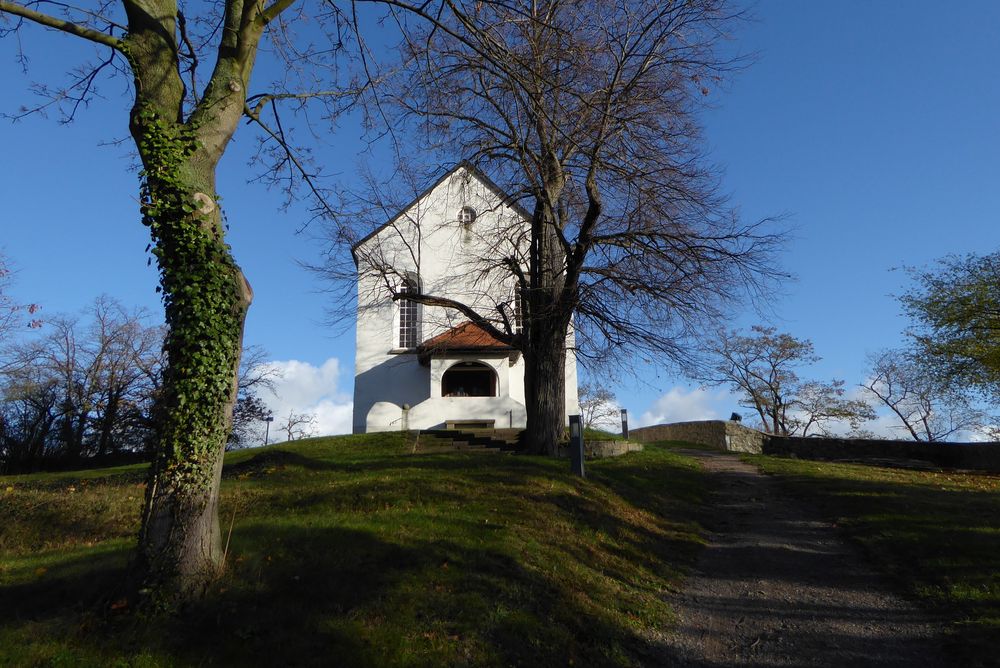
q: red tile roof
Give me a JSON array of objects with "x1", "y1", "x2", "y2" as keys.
[{"x1": 419, "y1": 321, "x2": 512, "y2": 352}]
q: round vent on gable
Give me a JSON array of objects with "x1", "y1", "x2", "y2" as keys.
[{"x1": 458, "y1": 206, "x2": 477, "y2": 228}]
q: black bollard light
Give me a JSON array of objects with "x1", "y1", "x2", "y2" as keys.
[
  {"x1": 264, "y1": 415, "x2": 274, "y2": 445},
  {"x1": 620, "y1": 408, "x2": 629, "y2": 440},
  {"x1": 569, "y1": 414, "x2": 585, "y2": 478}
]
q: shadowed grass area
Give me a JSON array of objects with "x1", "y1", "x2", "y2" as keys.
[
  {"x1": 750, "y1": 455, "x2": 1000, "y2": 666},
  {"x1": 0, "y1": 434, "x2": 706, "y2": 667}
]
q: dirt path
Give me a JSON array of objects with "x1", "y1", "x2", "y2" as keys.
[{"x1": 660, "y1": 450, "x2": 952, "y2": 667}]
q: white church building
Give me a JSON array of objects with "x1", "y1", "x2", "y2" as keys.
[{"x1": 352, "y1": 163, "x2": 579, "y2": 433}]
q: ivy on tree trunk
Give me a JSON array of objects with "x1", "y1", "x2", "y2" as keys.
[{"x1": 131, "y1": 107, "x2": 251, "y2": 597}]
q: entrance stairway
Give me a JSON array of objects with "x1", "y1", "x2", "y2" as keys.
[{"x1": 416, "y1": 428, "x2": 523, "y2": 454}]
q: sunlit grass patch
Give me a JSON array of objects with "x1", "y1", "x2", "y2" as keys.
[{"x1": 1, "y1": 434, "x2": 708, "y2": 666}]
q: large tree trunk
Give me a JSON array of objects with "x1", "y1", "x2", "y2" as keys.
[
  {"x1": 131, "y1": 112, "x2": 252, "y2": 599},
  {"x1": 523, "y1": 190, "x2": 570, "y2": 455},
  {"x1": 122, "y1": 0, "x2": 265, "y2": 598},
  {"x1": 524, "y1": 318, "x2": 568, "y2": 455},
  {"x1": 134, "y1": 191, "x2": 251, "y2": 596}
]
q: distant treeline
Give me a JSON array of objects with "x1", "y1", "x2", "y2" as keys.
[
  {"x1": 0, "y1": 297, "x2": 280, "y2": 474},
  {"x1": 0, "y1": 297, "x2": 162, "y2": 473}
]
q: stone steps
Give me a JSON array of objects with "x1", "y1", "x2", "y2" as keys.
[{"x1": 418, "y1": 429, "x2": 522, "y2": 453}]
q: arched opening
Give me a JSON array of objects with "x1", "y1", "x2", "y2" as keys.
[{"x1": 442, "y1": 362, "x2": 497, "y2": 397}]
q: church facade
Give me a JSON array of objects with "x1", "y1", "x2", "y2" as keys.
[{"x1": 352, "y1": 163, "x2": 579, "y2": 433}]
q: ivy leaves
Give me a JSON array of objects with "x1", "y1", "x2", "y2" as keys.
[{"x1": 135, "y1": 105, "x2": 246, "y2": 481}]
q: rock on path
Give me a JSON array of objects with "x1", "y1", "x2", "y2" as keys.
[{"x1": 660, "y1": 450, "x2": 952, "y2": 667}]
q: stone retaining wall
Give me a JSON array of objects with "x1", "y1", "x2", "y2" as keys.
[
  {"x1": 630, "y1": 420, "x2": 766, "y2": 453},
  {"x1": 584, "y1": 440, "x2": 643, "y2": 459},
  {"x1": 764, "y1": 436, "x2": 1000, "y2": 471},
  {"x1": 557, "y1": 440, "x2": 643, "y2": 459},
  {"x1": 630, "y1": 420, "x2": 1000, "y2": 472}
]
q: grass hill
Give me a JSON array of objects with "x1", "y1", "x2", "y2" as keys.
[{"x1": 0, "y1": 434, "x2": 708, "y2": 667}]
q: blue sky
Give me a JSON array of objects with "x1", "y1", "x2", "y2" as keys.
[{"x1": 2, "y1": 1, "x2": 999, "y2": 434}]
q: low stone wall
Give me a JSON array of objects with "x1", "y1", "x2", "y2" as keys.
[
  {"x1": 630, "y1": 420, "x2": 766, "y2": 454},
  {"x1": 557, "y1": 440, "x2": 643, "y2": 459},
  {"x1": 585, "y1": 440, "x2": 643, "y2": 459},
  {"x1": 630, "y1": 421, "x2": 1000, "y2": 472},
  {"x1": 765, "y1": 436, "x2": 1000, "y2": 472}
]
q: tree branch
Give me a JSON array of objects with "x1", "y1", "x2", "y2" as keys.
[
  {"x1": 243, "y1": 100, "x2": 339, "y2": 226},
  {"x1": 398, "y1": 291, "x2": 513, "y2": 345},
  {"x1": 0, "y1": 0, "x2": 124, "y2": 50}
]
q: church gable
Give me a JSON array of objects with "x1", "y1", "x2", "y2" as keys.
[
  {"x1": 351, "y1": 161, "x2": 530, "y2": 264},
  {"x1": 351, "y1": 163, "x2": 578, "y2": 434}
]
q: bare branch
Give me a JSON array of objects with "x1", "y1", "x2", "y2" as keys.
[
  {"x1": 0, "y1": 0, "x2": 124, "y2": 50},
  {"x1": 243, "y1": 100, "x2": 340, "y2": 226}
]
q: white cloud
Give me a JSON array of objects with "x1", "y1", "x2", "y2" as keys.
[
  {"x1": 256, "y1": 357, "x2": 353, "y2": 437},
  {"x1": 635, "y1": 386, "x2": 734, "y2": 428}
]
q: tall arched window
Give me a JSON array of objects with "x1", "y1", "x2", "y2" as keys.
[
  {"x1": 442, "y1": 362, "x2": 497, "y2": 397},
  {"x1": 512, "y1": 290, "x2": 524, "y2": 334},
  {"x1": 398, "y1": 274, "x2": 420, "y2": 349}
]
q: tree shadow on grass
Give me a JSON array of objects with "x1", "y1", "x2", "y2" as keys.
[
  {"x1": 0, "y1": 544, "x2": 130, "y2": 626},
  {"x1": 733, "y1": 461, "x2": 1000, "y2": 666},
  {"x1": 774, "y1": 470, "x2": 1000, "y2": 599},
  {"x1": 2, "y1": 524, "x2": 688, "y2": 667},
  {"x1": 1, "y1": 445, "x2": 713, "y2": 666},
  {"x1": 222, "y1": 446, "x2": 551, "y2": 481}
]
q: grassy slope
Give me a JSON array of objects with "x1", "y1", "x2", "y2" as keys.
[
  {"x1": 1, "y1": 435, "x2": 706, "y2": 667},
  {"x1": 750, "y1": 455, "x2": 1000, "y2": 665}
]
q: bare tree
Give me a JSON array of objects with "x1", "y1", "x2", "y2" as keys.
[
  {"x1": 789, "y1": 380, "x2": 875, "y2": 438},
  {"x1": 0, "y1": 252, "x2": 40, "y2": 360},
  {"x1": 700, "y1": 327, "x2": 871, "y2": 436},
  {"x1": 228, "y1": 345, "x2": 281, "y2": 449},
  {"x1": 0, "y1": 0, "x2": 370, "y2": 597},
  {"x1": 0, "y1": 297, "x2": 163, "y2": 470},
  {"x1": 87, "y1": 297, "x2": 164, "y2": 458},
  {"x1": 331, "y1": 0, "x2": 783, "y2": 454},
  {"x1": 578, "y1": 383, "x2": 619, "y2": 431},
  {"x1": 279, "y1": 409, "x2": 317, "y2": 441},
  {"x1": 699, "y1": 327, "x2": 814, "y2": 435},
  {"x1": 0, "y1": 365, "x2": 59, "y2": 473},
  {"x1": 863, "y1": 349, "x2": 987, "y2": 442}
]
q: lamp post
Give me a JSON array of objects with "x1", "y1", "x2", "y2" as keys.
[
  {"x1": 568, "y1": 414, "x2": 585, "y2": 478},
  {"x1": 264, "y1": 415, "x2": 274, "y2": 446}
]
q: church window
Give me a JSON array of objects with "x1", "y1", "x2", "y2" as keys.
[
  {"x1": 458, "y1": 206, "x2": 477, "y2": 228},
  {"x1": 398, "y1": 274, "x2": 420, "y2": 349}
]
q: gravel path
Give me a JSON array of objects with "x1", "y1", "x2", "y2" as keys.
[{"x1": 660, "y1": 450, "x2": 953, "y2": 667}]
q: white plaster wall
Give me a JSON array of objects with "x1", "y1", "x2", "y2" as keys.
[
  {"x1": 564, "y1": 324, "x2": 580, "y2": 418},
  {"x1": 353, "y1": 273, "x2": 430, "y2": 432},
  {"x1": 355, "y1": 167, "x2": 527, "y2": 344},
  {"x1": 508, "y1": 355, "x2": 526, "y2": 404},
  {"x1": 353, "y1": 165, "x2": 579, "y2": 432},
  {"x1": 408, "y1": 396, "x2": 527, "y2": 430}
]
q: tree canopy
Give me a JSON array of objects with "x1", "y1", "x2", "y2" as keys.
[
  {"x1": 700, "y1": 326, "x2": 873, "y2": 436},
  {"x1": 334, "y1": 0, "x2": 784, "y2": 453},
  {"x1": 902, "y1": 252, "x2": 1000, "y2": 402}
]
